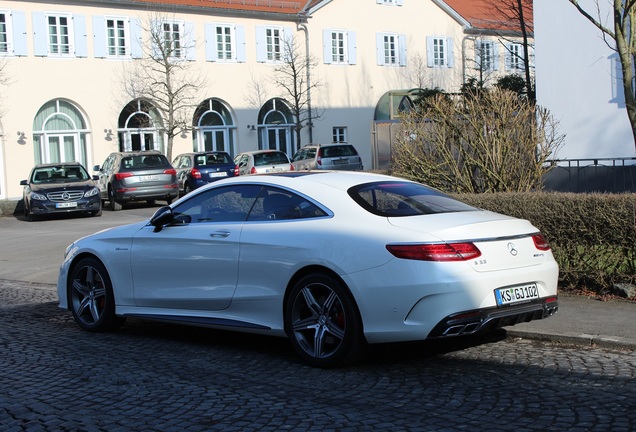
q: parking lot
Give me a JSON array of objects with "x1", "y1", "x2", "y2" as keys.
[{"x1": 1, "y1": 206, "x2": 636, "y2": 431}]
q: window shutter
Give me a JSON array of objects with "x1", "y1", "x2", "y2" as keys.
[
  {"x1": 376, "y1": 0, "x2": 383, "y2": 4},
  {"x1": 399, "y1": 33, "x2": 407, "y2": 66},
  {"x1": 92, "y1": 16, "x2": 106, "y2": 58},
  {"x1": 256, "y1": 26, "x2": 266, "y2": 62},
  {"x1": 323, "y1": 29, "x2": 332, "y2": 64},
  {"x1": 283, "y1": 27, "x2": 293, "y2": 62},
  {"x1": 610, "y1": 53, "x2": 626, "y2": 106},
  {"x1": 446, "y1": 37, "x2": 454, "y2": 67},
  {"x1": 493, "y1": 43, "x2": 499, "y2": 71},
  {"x1": 236, "y1": 25, "x2": 246, "y2": 62},
  {"x1": 74, "y1": 15, "x2": 87, "y2": 57},
  {"x1": 11, "y1": 11, "x2": 28, "y2": 56},
  {"x1": 130, "y1": 18, "x2": 142, "y2": 58},
  {"x1": 204, "y1": 23, "x2": 217, "y2": 62},
  {"x1": 32, "y1": 12, "x2": 48, "y2": 56},
  {"x1": 396, "y1": 0, "x2": 404, "y2": 5},
  {"x1": 348, "y1": 31, "x2": 357, "y2": 65},
  {"x1": 426, "y1": 36, "x2": 434, "y2": 67},
  {"x1": 376, "y1": 33, "x2": 384, "y2": 65}
]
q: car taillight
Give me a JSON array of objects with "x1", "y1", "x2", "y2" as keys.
[
  {"x1": 316, "y1": 150, "x2": 322, "y2": 167},
  {"x1": 532, "y1": 233, "x2": 551, "y2": 251},
  {"x1": 233, "y1": 165, "x2": 239, "y2": 176},
  {"x1": 386, "y1": 243, "x2": 482, "y2": 262},
  {"x1": 289, "y1": 164, "x2": 295, "y2": 171},
  {"x1": 190, "y1": 168, "x2": 201, "y2": 179},
  {"x1": 115, "y1": 172, "x2": 133, "y2": 180},
  {"x1": 250, "y1": 166, "x2": 257, "y2": 174},
  {"x1": 163, "y1": 168, "x2": 177, "y2": 175}
]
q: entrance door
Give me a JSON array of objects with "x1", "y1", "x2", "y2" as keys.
[
  {"x1": 265, "y1": 127, "x2": 290, "y2": 154},
  {"x1": 44, "y1": 134, "x2": 77, "y2": 163},
  {"x1": 201, "y1": 130, "x2": 228, "y2": 153}
]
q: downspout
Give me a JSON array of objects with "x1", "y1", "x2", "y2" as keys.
[{"x1": 297, "y1": 22, "x2": 313, "y2": 143}]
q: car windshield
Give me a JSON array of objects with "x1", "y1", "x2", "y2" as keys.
[
  {"x1": 31, "y1": 165, "x2": 90, "y2": 184},
  {"x1": 195, "y1": 153, "x2": 233, "y2": 166},
  {"x1": 320, "y1": 145, "x2": 357, "y2": 158},
  {"x1": 348, "y1": 181, "x2": 477, "y2": 216},
  {"x1": 253, "y1": 152, "x2": 289, "y2": 166},
  {"x1": 121, "y1": 154, "x2": 169, "y2": 170}
]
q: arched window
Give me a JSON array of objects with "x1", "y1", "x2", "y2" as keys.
[
  {"x1": 257, "y1": 98, "x2": 295, "y2": 156},
  {"x1": 33, "y1": 100, "x2": 89, "y2": 166},
  {"x1": 192, "y1": 98, "x2": 236, "y2": 155},
  {"x1": 117, "y1": 99, "x2": 165, "y2": 152}
]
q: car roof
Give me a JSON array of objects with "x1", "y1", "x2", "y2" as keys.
[
  {"x1": 31, "y1": 162, "x2": 84, "y2": 169},
  {"x1": 238, "y1": 150, "x2": 287, "y2": 156}
]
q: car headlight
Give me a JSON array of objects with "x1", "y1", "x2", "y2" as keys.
[
  {"x1": 30, "y1": 192, "x2": 47, "y2": 200},
  {"x1": 84, "y1": 187, "x2": 99, "y2": 197}
]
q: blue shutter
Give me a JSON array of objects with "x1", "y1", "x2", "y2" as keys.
[
  {"x1": 130, "y1": 18, "x2": 142, "y2": 58},
  {"x1": 11, "y1": 11, "x2": 28, "y2": 56},
  {"x1": 446, "y1": 37, "x2": 454, "y2": 67},
  {"x1": 204, "y1": 23, "x2": 217, "y2": 62},
  {"x1": 74, "y1": 15, "x2": 87, "y2": 57},
  {"x1": 33, "y1": 12, "x2": 48, "y2": 56},
  {"x1": 236, "y1": 25, "x2": 246, "y2": 62},
  {"x1": 348, "y1": 31, "x2": 357, "y2": 65},
  {"x1": 92, "y1": 16, "x2": 106, "y2": 58},
  {"x1": 376, "y1": 33, "x2": 384, "y2": 65},
  {"x1": 399, "y1": 33, "x2": 407, "y2": 66},
  {"x1": 323, "y1": 29, "x2": 332, "y2": 64},
  {"x1": 256, "y1": 26, "x2": 266, "y2": 62}
]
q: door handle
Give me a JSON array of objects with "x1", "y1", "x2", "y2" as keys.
[{"x1": 210, "y1": 230, "x2": 231, "y2": 238}]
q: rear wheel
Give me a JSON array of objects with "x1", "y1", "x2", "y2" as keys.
[
  {"x1": 184, "y1": 183, "x2": 192, "y2": 195},
  {"x1": 285, "y1": 273, "x2": 366, "y2": 368},
  {"x1": 68, "y1": 257, "x2": 124, "y2": 332},
  {"x1": 108, "y1": 187, "x2": 122, "y2": 211}
]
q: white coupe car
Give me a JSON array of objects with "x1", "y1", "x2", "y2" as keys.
[{"x1": 57, "y1": 171, "x2": 559, "y2": 367}]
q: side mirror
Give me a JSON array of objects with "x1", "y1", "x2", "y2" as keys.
[
  {"x1": 92, "y1": 175, "x2": 99, "y2": 181},
  {"x1": 20, "y1": 180, "x2": 27, "y2": 186},
  {"x1": 150, "y1": 206, "x2": 174, "y2": 233},
  {"x1": 93, "y1": 165, "x2": 101, "y2": 172}
]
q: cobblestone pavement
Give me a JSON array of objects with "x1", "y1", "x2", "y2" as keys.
[{"x1": 2, "y1": 280, "x2": 635, "y2": 432}]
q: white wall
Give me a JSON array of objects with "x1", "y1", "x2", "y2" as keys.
[{"x1": 534, "y1": 0, "x2": 636, "y2": 159}]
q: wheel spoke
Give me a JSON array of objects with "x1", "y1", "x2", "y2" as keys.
[
  {"x1": 72, "y1": 279, "x2": 90, "y2": 297},
  {"x1": 300, "y1": 287, "x2": 322, "y2": 316},
  {"x1": 292, "y1": 315, "x2": 320, "y2": 332}
]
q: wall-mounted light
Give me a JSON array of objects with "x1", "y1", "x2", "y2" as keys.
[
  {"x1": 247, "y1": 125, "x2": 256, "y2": 131},
  {"x1": 104, "y1": 129, "x2": 114, "y2": 141},
  {"x1": 17, "y1": 131, "x2": 26, "y2": 144}
]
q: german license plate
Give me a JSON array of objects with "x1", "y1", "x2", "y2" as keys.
[
  {"x1": 56, "y1": 202, "x2": 77, "y2": 208},
  {"x1": 209, "y1": 172, "x2": 227, "y2": 178},
  {"x1": 495, "y1": 283, "x2": 539, "y2": 306},
  {"x1": 333, "y1": 159, "x2": 348, "y2": 165},
  {"x1": 140, "y1": 175, "x2": 159, "y2": 181}
]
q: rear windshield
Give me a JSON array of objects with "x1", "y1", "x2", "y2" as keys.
[
  {"x1": 348, "y1": 181, "x2": 476, "y2": 216},
  {"x1": 195, "y1": 153, "x2": 233, "y2": 167},
  {"x1": 320, "y1": 145, "x2": 358, "y2": 158},
  {"x1": 253, "y1": 152, "x2": 289, "y2": 167},
  {"x1": 31, "y1": 165, "x2": 90, "y2": 183},
  {"x1": 121, "y1": 154, "x2": 170, "y2": 170}
]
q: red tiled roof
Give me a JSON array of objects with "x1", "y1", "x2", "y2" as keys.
[
  {"x1": 128, "y1": 0, "x2": 309, "y2": 15},
  {"x1": 442, "y1": 0, "x2": 533, "y2": 33}
]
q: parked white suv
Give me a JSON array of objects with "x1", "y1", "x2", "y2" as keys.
[{"x1": 291, "y1": 144, "x2": 363, "y2": 171}]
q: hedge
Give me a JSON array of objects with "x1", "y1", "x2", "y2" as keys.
[{"x1": 454, "y1": 192, "x2": 636, "y2": 291}]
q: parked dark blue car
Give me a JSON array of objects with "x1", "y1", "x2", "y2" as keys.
[{"x1": 172, "y1": 151, "x2": 238, "y2": 196}]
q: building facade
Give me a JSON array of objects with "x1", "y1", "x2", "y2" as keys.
[{"x1": 0, "y1": 0, "x2": 531, "y2": 200}]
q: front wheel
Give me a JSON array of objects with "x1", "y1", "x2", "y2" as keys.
[
  {"x1": 68, "y1": 257, "x2": 124, "y2": 332},
  {"x1": 285, "y1": 273, "x2": 366, "y2": 368}
]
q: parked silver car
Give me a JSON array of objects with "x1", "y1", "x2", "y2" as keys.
[
  {"x1": 234, "y1": 150, "x2": 294, "y2": 175},
  {"x1": 291, "y1": 144, "x2": 363, "y2": 171}
]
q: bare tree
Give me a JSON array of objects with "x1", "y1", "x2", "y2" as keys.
[
  {"x1": 392, "y1": 89, "x2": 564, "y2": 193},
  {"x1": 484, "y1": 0, "x2": 535, "y2": 101},
  {"x1": 120, "y1": 13, "x2": 206, "y2": 160},
  {"x1": 272, "y1": 35, "x2": 321, "y2": 148},
  {"x1": 568, "y1": 0, "x2": 636, "y2": 151}
]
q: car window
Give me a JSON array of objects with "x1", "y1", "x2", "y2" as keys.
[
  {"x1": 348, "y1": 181, "x2": 476, "y2": 216},
  {"x1": 173, "y1": 184, "x2": 262, "y2": 223},
  {"x1": 247, "y1": 186, "x2": 328, "y2": 221},
  {"x1": 196, "y1": 153, "x2": 233, "y2": 166},
  {"x1": 31, "y1": 165, "x2": 90, "y2": 183},
  {"x1": 121, "y1": 155, "x2": 169, "y2": 170},
  {"x1": 321, "y1": 145, "x2": 357, "y2": 158},
  {"x1": 253, "y1": 152, "x2": 289, "y2": 166}
]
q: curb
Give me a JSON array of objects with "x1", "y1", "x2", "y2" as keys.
[{"x1": 506, "y1": 329, "x2": 636, "y2": 351}]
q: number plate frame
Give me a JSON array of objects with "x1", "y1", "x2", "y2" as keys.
[{"x1": 495, "y1": 283, "x2": 539, "y2": 306}]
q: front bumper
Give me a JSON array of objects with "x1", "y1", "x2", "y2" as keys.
[
  {"x1": 427, "y1": 297, "x2": 559, "y2": 338},
  {"x1": 30, "y1": 197, "x2": 101, "y2": 215}
]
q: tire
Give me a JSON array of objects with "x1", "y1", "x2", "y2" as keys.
[
  {"x1": 68, "y1": 257, "x2": 124, "y2": 332},
  {"x1": 146, "y1": 199, "x2": 156, "y2": 206},
  {"x1": 23, "y1": 199, "x2": 32, "y2": 221},
  {"x1": 184, "y1": 183, "x2": 192, "y2": 195},
  {"x1": 91, "y1": 208, "x2": 102, "y2": 217},
  {"x1": 166, "y1": 197, "x2": 173, "y2": 205},
  {"x1": 108, "y1": 188, "x2": 122, "y2": 211},
  {"x1": 285, "y1": 273, "x2": 366, "y2": 368}
]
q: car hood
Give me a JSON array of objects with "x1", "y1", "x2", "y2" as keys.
[
  {"x1": 388, "y1": 210, "x2": 537, "y2": 242},
  {"x1": 30, "y1": 180, "x2": 97, "y2": 193}
]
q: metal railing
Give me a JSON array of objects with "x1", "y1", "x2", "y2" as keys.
[{"x1": 543, "y1": 157, "x2": 636, "y2": 193}]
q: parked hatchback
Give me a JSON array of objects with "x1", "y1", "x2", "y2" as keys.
[
  {"x1": 291, "y1": 143, "x2": 363, "y2": 171},
  {"x1": 234, "y1": 150, "x2": 294, "y2": 175},
  {"x1": 172, "y1": 151, "x2": 238, "y2": 196},
  {"x1": 93, "y1": 151, "x2": 178, "y2": 211},
  {"x1": 20, "y1": 162, "x2": 101, "y2": 220}
]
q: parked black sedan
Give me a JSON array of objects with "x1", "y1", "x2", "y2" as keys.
[{"x1": 20, "y1": 163, "x2": 102, "y2": 220}]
